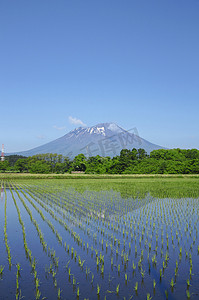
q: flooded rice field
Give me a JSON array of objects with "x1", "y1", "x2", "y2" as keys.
[{"x1": 0, "y1": 178, "x2": 199, "y2": 300}]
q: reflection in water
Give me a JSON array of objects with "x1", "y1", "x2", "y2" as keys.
[
  {"x1": 34, "y1": 178, "x2": 199, "y2": 199},
  {"x1": 1, "y1": 185, "x2": 4, "y2": 201},
  {"x1": 0, "y1": 180, "x2": 199, "y2": 300}
]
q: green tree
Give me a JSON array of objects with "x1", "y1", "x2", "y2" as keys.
[
  {"x1": 6, "y1": 155, "x2": 27, "y2": 167},
  {"x1": 137, "y1": 148, "x2": 148, "y2": 160},
  {"x1": 15, "y1": 159, "x2": 28, "y2": 173},
  {"x1": 150, "y1": 149, "x2": 167, "y2": 160},
  {"x1": 29, "y1": 161, "x2": 51, "y2": 173},
  {"x1": 73, "y1": 154, "x2": 87, "y2": 171},
  {"x1": 86, "y1": 155, "x2": 110, "y2": 174},
  {"x1": 185, "y1": 149, "x2": 199, "y2": 160},
  {"x1": 0, "y1": 160, "x2": 10, "y2": 172}
]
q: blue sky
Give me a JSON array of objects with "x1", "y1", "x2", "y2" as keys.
[{"x1": 0, "y1": 0, "x2": 199, "y2": 152}]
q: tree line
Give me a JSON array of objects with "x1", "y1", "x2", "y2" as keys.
[{"x1": 0, "y1": 148, "x2": 199, "y2": 174}]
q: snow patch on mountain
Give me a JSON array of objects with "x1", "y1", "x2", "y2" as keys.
[{"x1": 95, "y1": 126, "x2": 105, "y2": 135}]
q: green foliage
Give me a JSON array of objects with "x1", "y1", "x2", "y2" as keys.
[
  {"x1": 29, "y1": 161, "x2": 51, "y2": 174},
  {"x1": 15, "y1": 159, "x2": 28, "y2": 173},
  {"x1": 1, "y1": 148, "x2": 199, "y2": 174},
  {"x1": 6, "y1": 155, "x2": 27, "y2": 166},
  {"x1": 73, "y1": 154, "x2": 87, "y2": 172},
  {"x1": 0, "y1": 160, "x2": 10, "y2": 172}
]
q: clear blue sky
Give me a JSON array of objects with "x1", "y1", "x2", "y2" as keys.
[{"x1": 0, "y1": 0, "x2": 199, "y2": 152}]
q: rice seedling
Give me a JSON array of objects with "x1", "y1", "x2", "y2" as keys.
[
  {"x1": 91, "y1": 273, "x2": 94, "y2": 284},
  {"x1": 159, "y1": 268, "x2": 163, "y2": 280},
  {"x1": 186, "y1": 289, "x2": 191, "y2": 299},
  {"x1": 146, "y1": 293, "x2": 152, "y2": 300},
  {"x1": 97, "y1": 284, "x2": 100, "y2": 295},
  {"x1": 35, "y1": 277, "x2": 40, "y2": 290},
  {"x1": 141, "y1": 268, "x2": 145, "y2": 280},
  {"x1": 170, "y1": 278, "x2": 175, "y2": 290},
  {"x1": 77, "y1": 286, "x2": 80, "y2": 297},
  {"x1": 15, "y1": 289, "x2": 23, "y2": 300},
  {"x1": 54, "y1": 278, "x2": 57, "y2": 287},
  {"x1": 4, "y1": 188, "x2": 12, "y2": 268},
  {"x1": 57, "y1": 288, "x2": 61, "y2": 299},
  {"x1": 134, "y1": 282, "x2": 138, "y2": 293},
  {"x1": 101, "y1": 264, "x2": 104, "y2": 275},
  {"x1": 65, "y1": 260, "x2": 70, "y2": 270},
  {"x1": 0, "y1": 265, "x2": 4, "y2": 275},
  {"x1": 35, "y1": 289, "x2": 41, "y2": 300},
  {"x1": 117, "y1": 264, "x2": 120, "y2": 273},
  {"x1": 16, "y1": 271, "x2": 19, "y2": 291},
  {"x1": 116, "y1": 284, "x2": 120, "y2": 294},
  {"x1": 153, "y1": 279, "x2": 156, "y2": 289},
  {"x1": 186, "y1": 278, "x2": 191, "y2": 287}
]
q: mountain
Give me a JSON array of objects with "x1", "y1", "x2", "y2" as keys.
[{"x1": 8, "y1": 123, "x2": 165, "y2": 159}]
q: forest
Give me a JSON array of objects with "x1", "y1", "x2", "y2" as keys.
[{"x1": 0, "y1": 148, "x2": 199, "y2": 174}]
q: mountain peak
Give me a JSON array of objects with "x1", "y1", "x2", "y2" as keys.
[
  {"x1": 70, "y1": 122, "x2": 123, "y2": 138},
  {"x1": 8, "y1": 122, "x2": 165, "y2": 158}
]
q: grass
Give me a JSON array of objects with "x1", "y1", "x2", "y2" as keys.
[
  {"x1": 1, "y1": 172, "x2": 199, "y2": 179},
  {"x1": 1, "y1": 174, "x2": 199, "y2": 199}
]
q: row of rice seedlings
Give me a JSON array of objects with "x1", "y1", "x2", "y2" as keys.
[
  {"x1": 45, "y1": 255, "x2": 80, "y2": 298},
  {"x1": 23, "y1": 185, "x2": 88, "y2": 232},
  {"x1": 9, "y1": 184, "x2": 43, "y2": 300},
  {"x1": 12, "y1": 185, "x2": 62, "y2": 272},
  {"x1": 57, "y1": 191, "x2": 197, "y2": 296},
  {"x1": 27, "y1": 183, "x2": 155, "y2": 259},
  {"x1": 23, "y1": 185, "x2": 115, "y2": 275},
  {"x1": 20, "y1": 185, "x2": 88, "y2": 252},
  {"x1": 44, "y1": 262, "x2": 63, "y2": 298},
  {"x1": 24, "y1": 184, "x2": 127, "y2": 261},
  {"x1": 21, "y1": 184, "x2": 133, "y2": 299},
  {"x1": 17, "y1": 183, "x2": 98, "y2": 295},
  {"x1": 24, "y1": 185, "x2": 159, "y2": 276},
  {"x1": 27, "y1": 185, "x2": 197, "y2": 241},
  {"x1": 3, "y1": 186, "x2": 12, "y2": 268},
  {"x1": 12, "y1": 183, "x2": 71, "y2": 299},
  {"x1": 0, "y1": 180, "x2": 185, "y2": 300},
  {"x1": 23, "y1": 184, "x2": 152, "y2": 297},
  {"x1": 110, "y1": 197, "x2": 196, "y2": 298},
  {"x1": 13, "y1": 186, "x2": 47, "y2": 250},
  {"x1": 29, "y1": 188, "x2": 99, "y2": 250},
  {"x1": 142, "y1": 198, "x2": 198, "y2": 297},
  {"x1": 26, "y1": 184, "x2": 114, "y2": 247},
  {"x1": 32, "y1": 183, "x2": 197, "y2": 260},
  {"x1": 19, "y1": 181, "x2": 199, "y2": 299},
  {"x1": 15, "y1": 263, "x2": 22, "y2": 300},
  {"x1": 25, "y1": 180, "x2": 199, "y2": 232},
  {"x1": 21, "y1": 186, "x2": 68, "y2": 250},
  {"x1": 22, "y1": 185, "x2": 103, "y2": 289},
  {"x1": 18, "y1": 185, "x2": 76, "y2": 253},
  {"x1": 0, "y1": 265, "x2": 4, "y2": 279},
  {"x1": 24, "y1": 183, "x2": 107, "y2": 229}
]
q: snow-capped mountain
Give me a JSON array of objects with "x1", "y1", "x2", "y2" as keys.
[{"x1": 9, "y1": 123, "x2": 165, "y2": 159}]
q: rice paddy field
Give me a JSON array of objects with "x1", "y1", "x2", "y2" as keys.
[{"x1": 0, "y1": 176, "x2": 199, "y2": 300}]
